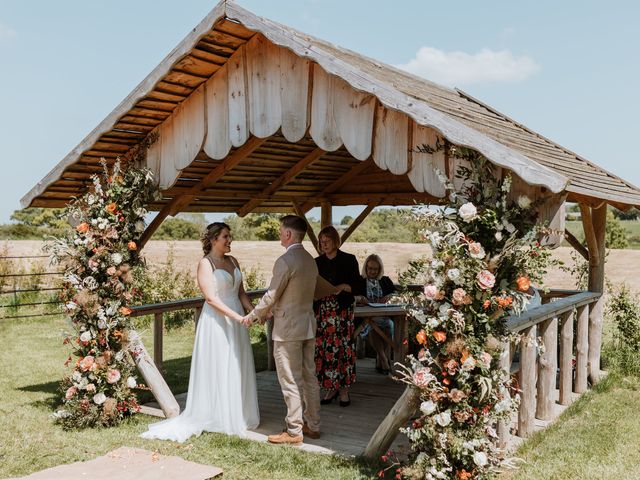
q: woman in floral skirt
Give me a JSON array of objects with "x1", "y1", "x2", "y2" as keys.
[{"x1": 314, "y1": 226, "x2": 363, "y2": 407}]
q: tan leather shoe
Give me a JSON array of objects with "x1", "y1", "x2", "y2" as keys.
[
  {"x1": 267, "y1": 431, "x2": 303, "y2": 444},
  {"x1": 302, "y1": 423, "x2": 321, "y2": 439}
]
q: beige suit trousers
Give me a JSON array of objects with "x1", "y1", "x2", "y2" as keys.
[{"x1": 273, "y1": 339, "x2": 321, "y2": 436}]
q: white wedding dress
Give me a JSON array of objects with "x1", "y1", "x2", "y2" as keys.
[{"x1": 141, "y1": 262, "x2": 260, "y2": 442}]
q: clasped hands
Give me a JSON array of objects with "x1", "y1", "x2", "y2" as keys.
[{"x1": 238, "y1": 310, "x2": 272, "y2": 328}]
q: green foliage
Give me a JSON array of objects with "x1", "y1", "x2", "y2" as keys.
[
  {"x1": 153, "y1": 218, "x2": 201, "y2": 240},
  {"x1": 605, "y1": 210, "x2": 629, "y2": 249},
  {"x1": 10, "y1": 207, "x2": 68, "y2": 229},
  {"x1": 340, "y1": 215, "x2": 353, "y2": 225},
  {"x1": 611, "y1": 207, "x2": 640, "y2": 221},
  {"x1": 603, "y1": 285, "x2": 640, "y2": 377},
  {"x1": 348, "y1": 208, "x2": 422, "y2": 242}
]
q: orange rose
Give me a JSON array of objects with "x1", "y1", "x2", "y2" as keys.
[
  {"x1": 128, "y1": 241, "x2": 137, "y2": 251},
  {"x1": 482, "y1": 299, "x2": 491, "y2": 310},
  {"x1": 76, "y1": 222, "x2": 89, "y2": 234},
  {"x1": 119, "y1": 306, "x2": 132, "y2": 316},
  {"x1": 516, "y1": 276, "x2": 531, "y2": 292},
  {"x1": 416, "y1": 329, "x2": 428, "y2": 345},
  {"x1": 433, "y1": 331, "x2": 447, "y2": 343},
  {"x1": 105, "y1": 203, "x2": 117, "y2": 214},
  {"x1": 456, "y1": 470, "x2": 473, "y2": 480}
]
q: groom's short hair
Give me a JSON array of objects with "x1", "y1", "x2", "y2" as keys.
[{"x1": 281, "y1": 215, "x2": 307, "y2": 239}]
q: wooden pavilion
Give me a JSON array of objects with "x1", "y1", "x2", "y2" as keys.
[{"x1": 22, "y1": 0, "x2": 640, "y2": 456}]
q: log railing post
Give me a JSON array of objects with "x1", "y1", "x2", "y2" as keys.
[
  {"x1": 153, "y1": 312, "x2": 164, "y2": 371},
  {"x1": 536, "y1": 317, "x2": 558, "y2": 420},
  {"x1": 266, "y1": 317, "x2": 275, "y2": 371},
  {"x1": 518, "y1": 325, "x2": 537, "y2": 437},
  {"x1": 574, "y1": 304, "x2": 589, "y2": 393},
  {"x1": 558, "y1": 311, "x2": 574, "y2": 405},
  {"x1": 497, "y1": 341, "x2": 512, "y2": 448},
  {"x1": 193, "y1": 306, "x2": 203, "y2": 331}
]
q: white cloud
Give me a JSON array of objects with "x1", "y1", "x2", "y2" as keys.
[
  {"x1": 395, "y1": 46, "x2": 540, "y2": 87},
  {"x1": 0, "y1": 22, "x2": 16, "y2": 42}
]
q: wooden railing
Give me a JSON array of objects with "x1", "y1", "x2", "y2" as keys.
[{"x1": 129, "y1": 287, "x2": 602, "y2": 455}]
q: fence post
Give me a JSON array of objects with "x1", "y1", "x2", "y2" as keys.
[
  {"x1": 558, "y1": 311, "x2": 574, "y2": 405},
  {"x1": 536, "y1": 317, "x2": 558, "y2": 420},
  {"x1": 518, "y1": 325, "x2": 537, "y2": 437},
  {"x1": 154, "y1": 312, "x2": 164, "y2": 371},
  {"x1": 574, "y1": 304, "x2": 589, "y2": 393},
  {"x1": 194, "y1": 306, "x2": 202, "y2": 331}
]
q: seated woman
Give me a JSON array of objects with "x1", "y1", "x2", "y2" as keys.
[{"x1": 356, "y1": 254, "x2": 396, "y2": 375}]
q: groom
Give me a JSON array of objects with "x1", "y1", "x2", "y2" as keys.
[{"x1": 244, "y1": 215, "x2": 321, "y2": 444}]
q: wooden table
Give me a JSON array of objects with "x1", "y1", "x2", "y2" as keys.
[{"x1": 354, "y1": 304, "x2": 409, "y2": 372}]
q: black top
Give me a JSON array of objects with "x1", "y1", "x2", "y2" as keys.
[{"x1": 315, "y1": 249, "x2": 363, "y2": 309}]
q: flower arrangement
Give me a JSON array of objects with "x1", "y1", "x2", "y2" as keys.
[
  {"x1": 387, "y1": 149, "x2": 556, "y2": 479},
  {"x1": 47, "y1": 159, "x2": 160, "y2": 428}
]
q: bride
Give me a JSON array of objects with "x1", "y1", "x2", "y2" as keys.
[{"x1": 141, "y1": 222, "x2": 260, "y2": 442}]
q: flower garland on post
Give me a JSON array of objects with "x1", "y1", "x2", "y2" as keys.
[
  {"x1": 389, "y1": 149, "x2": 556, "y2": 480},
  {"x1": 48, "y1": 159, "x2": 160, "y2": 428}
]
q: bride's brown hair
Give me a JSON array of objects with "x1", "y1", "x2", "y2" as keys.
[{"x1": 201, "y1": 222, "x2": 231, "y2": 255}]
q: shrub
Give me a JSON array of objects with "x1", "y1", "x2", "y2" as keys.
[{"x1": 604, "y1": 285, "x2": 640, "y2": 377}]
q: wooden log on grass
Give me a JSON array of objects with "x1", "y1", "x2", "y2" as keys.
[
  {"x1": 536, "y1": 317, "x2": 558, "y2": 420},
  {"x1": 129, "y1": 330, "x2": 180, "y2": 418},
  {"x1": 363, "y1": 385, "x2": 420, "y2": 460}
]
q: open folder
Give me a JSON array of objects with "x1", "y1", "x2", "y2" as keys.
[{"x1": 314, "y1": 275, "x2": 337, "y2": 300}]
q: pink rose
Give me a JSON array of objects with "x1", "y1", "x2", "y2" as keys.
[
  {"x1": 424, "y1": 285, "x2": 439, "y2": 300},
  {"x1": 476, "y1": 270, "x2": 496, "y2": 290},
  {"x1": 480, "y1": 352, "x2": 492, "y2": 368},
  {"x1": 106, "y1": 369, "x2": 121, "y2": 384},
  {"x1": 468, "y1": 242, "x2": 485, "y2": 259},
  {"x1": 412, "y1": 367, "x2": 433, "y2": 388},
  {"x1": 79, "y1": 355, "x2": 95, "y2": 372},
  {"x1": 449, "y1": 388, "x2": 466, "y2": 403},
  {"x1": 106, "y1": 266, "x2": 117, "y2": 276},
  {"x1": 86, "y1": 383, "x2": 96, "y2": 393},
  {"x1": 452, "y1": 288, "x2": 468, "y2": 306},
  {"x1": 65, "y1": 386, "x2": 78, "y2": 400}
]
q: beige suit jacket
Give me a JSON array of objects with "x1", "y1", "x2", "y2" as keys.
[{"x1": 251, "y1": 243, "x2": 318, "y2": 342}]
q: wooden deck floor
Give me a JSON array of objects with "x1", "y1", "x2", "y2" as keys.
[{"x1": 144, "y1": 358, "x2": 410, "y2": 457}]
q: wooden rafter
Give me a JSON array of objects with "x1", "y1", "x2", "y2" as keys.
[
  {"x1": 564, "y1": 229, "x2": 589, "y2": 261},
  {"x1": 237, "y1": 147, "x2": 325, "y2": 217},
  {"x1": 341, "y1": 202, "x2": 378, "y2": 244},
  {"x1": 300, "y1": 159, "x2": 373, "y2": 211},
  {"x1": 139, "y1": 135, "x2": 267, "y2": 247},
  {"x1": 292, "y1": 202, "x2": 320, "y2": 253}
]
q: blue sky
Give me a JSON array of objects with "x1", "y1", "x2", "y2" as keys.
[{"x1": 1, "y1": 0, "x2": 639, "y2": 224}]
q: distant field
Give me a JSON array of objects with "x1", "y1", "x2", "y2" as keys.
[
  {"x1": 6, "y1": 239, "x2": 640, "y2": 293},
  {"x1": 566, "y1": 220, "x2": 640, "y2": 248}
]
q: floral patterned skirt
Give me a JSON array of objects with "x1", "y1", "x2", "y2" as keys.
[{"x1": 315, "y1": 296, "x2": 356, "y2": 391}]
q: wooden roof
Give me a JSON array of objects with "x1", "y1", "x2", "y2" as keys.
[{"x1": 21, "y1": 1, "x2": 640, "y2": 212}]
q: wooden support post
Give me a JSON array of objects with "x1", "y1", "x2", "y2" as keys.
[
  {"x1": 153, "y1": 313, "x2": 164, "y2": 371},
  {"x1": 266, "y1": 317, "x2": 275, "y2": 371},
  {"x1": 340, "y1": 202, "x2": 377, "y2": 244},
  {"x1": 518, "y1": 325, "x2": 537, "y2": 437},
  {"x1": 564, "y1": 229, "x2": 589, "y2": 261},
  {"x1": 574, "y1": 304, "x2": 589, "y2": 393},
  {"x1": 585, "y1": 204, "x2": 607, "y2": 384},
  {"x1": 362, "y1": 386, "x2": 420, "y2": 459},
  {"x1": 536, "y1": 317, "x2": 558, "y2": 420},
  {"x1": 292, "y1": 202, "x2": 320, "y2": 253},
  {"x1": 129, "y1": 330, "x2": 180, "y2": 418},
  {"x1": 558, "y1": 311, "x2": 574, "y2": 405},
  {"x1": 321, "y1": 201, "x2": 332, "y2": 229},
  {"x1": 193, "y1": 306, "x2": 203, "y2": 331},
  {"x1": 497, "y1": 341, "x2": 513, "y2": 448}
]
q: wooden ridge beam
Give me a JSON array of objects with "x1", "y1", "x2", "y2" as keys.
[
  {"x1": 341, "y1": 202, "x2": 378, "y2": 244},
  {"x1": 237, "y1": 147, "x2": 325, "y2": 217},
  {"x1": 139, "y1": 136, "x2": 267, "y2": 248}
]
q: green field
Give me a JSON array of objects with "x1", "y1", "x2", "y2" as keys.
[{"x1": 566, "y1": 219, "x2": 640, "y2": 248}]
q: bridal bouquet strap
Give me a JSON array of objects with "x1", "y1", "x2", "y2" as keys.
[
  {"x1": 393, "y1": 150, "x2": 555, "y2": 480},
  {"x1": 47, "y1": 159, "x2": 159, "y2": 428}
]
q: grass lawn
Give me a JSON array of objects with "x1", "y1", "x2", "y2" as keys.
[
  {"x1": 0, "y1": 315, "x2": 379, "y2": 479},
  {"x1": 566, "y1": 219, "x2": 640, "y2": 248}
]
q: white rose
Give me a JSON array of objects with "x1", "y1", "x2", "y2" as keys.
[
  {"x1": 135, "y1": 220, "x2": 146, "y2": 232},
  {"x1": 434, "y1": 411, "x2": 451, "y2": 427},
  {"x1": 505, "y1": 222, "x2": 516, "y2": 234},
  {"x1": 65, "y1": 302, "x2": 78, "y2": 311},
  {"x1": 473, "y1": 451, "x2": 488, "y2": 467},
  {"x1": 447, "y1": 268, "x2": 461, "y2": 282},
  {"x1": 127, "y1": 376, "x2": 137, "y2": 388},
  {"x1": 72, "y1": 371, "x2": 82, "y2": 382},
  {"x1": 495, "y1": 231, "x2": 503, "y2": 241},
  {"x1": 93, "y1": 392, "x2": 107, "y2": 405},
  {"x1": 458, "y1": 202, "x2": 478, "y2": 222},
  {"x1": 517, "y1": 195, "x2": 532, "y2": 209},
  {"x1": 111, "y1": 253, "x2": 123, "y2": 265},
  {"x1": 79, "y1": 331, "x2": 92, "y2": 342},
  {"x1": 420, "y1": 400, "x2": 436, "y2": 415}
]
